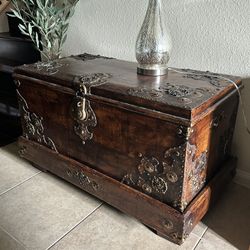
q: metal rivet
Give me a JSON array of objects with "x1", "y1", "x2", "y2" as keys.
[
  {"x1": 167, "y1": 172, "x2": 178, "y2": 183},
  {"x1": 178, "y1": 129, "x2": 183, "y2": 135},
  {"x1": 163, "y1": 220, "x2": 173, "y2": 230},
  {"x1": 171, "y1": 232, "x2": 178, "y2": 239},
  {"x1": 67, "y1": 169, "x2": 72, "y2": 177},
  {"x1": 92, "y1": 182, "x2": 99, "y2": 191},
  {"x1": 142, "y1": 184, "x2": 152, "y2": 194}
]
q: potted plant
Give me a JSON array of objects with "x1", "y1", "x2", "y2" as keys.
[{"x1": 10, "y1": 0, "x2": 79, "y2": 62}]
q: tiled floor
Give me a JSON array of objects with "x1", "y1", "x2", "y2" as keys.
[{"x1": 0, "y1": 143, "x2": 249, "y2": 250}]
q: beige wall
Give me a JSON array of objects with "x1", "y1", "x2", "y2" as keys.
[
  {"x1": 0, "y1": 6, "x2": 10, "y2": 32},
  {"x1": 233, "y1": 80, "x2": 250, "y2": 188}
]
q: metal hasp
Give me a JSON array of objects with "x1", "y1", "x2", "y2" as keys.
[{"x1": 71, "y1": 73, "x2": 112, "y2": 144}]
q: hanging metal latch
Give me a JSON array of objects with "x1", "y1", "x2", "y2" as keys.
[
  {"x1": 71, "y1": 73, "x2": 112, "y2": 145},
  {"x1": 72, "y1": 85, "x2": 88, "y2": 121}
]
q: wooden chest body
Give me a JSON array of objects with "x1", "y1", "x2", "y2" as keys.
[{"x1": 14, "y1": 54, "x2": 241, "y2": 244}]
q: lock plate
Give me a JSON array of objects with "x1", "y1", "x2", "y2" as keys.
[{"x1": 71, "y1": 73, "x2": 112, "y2": 144}]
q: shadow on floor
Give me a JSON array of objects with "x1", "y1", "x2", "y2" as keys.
[
  {"x1": 202, "y1": 183, "x2": 250, "y2": 250},
  {"x1": 0, "y1": 134, "x2": 17, "y2": 147},
  {"x1": 0, "y1": 112, "x2": 21, "y2": 147}
]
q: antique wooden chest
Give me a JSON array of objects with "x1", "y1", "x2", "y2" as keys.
[{"x1": 14, "y1": 54, "x2": 242, "y2": 244}]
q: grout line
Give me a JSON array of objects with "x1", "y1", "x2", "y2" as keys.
[
  {"x1": 0, "y1": 171, "x2": 42, "y2": 197},
  {"x1": 0, "y1": 224, "x2": 28, "y2": 249},
  {"x1": 193, "y1": 226, "x2": 208, "y2": 250},
  {"x1": 46, "y1": 203, "x2": 104, "y2": 250}
]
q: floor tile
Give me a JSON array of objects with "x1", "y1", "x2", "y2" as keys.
[
  {"x1": 0, "y1": 173, "x2": 101, "y2": 250},
  {"x1": 0, "y1": 226, "x2": 26, "y2": 250},
  {"x1": 0, "y1": 143, "x2": 40, "y2": 195},
  {"x1": 195, "y1": 229, "x2": 239, "y2": 250},
  {"x1": 201, "y1": 183, "x2": 250, "y2": 250},
  {"x1": 50, "y1": 205, "x2": 200, "y2": 250},
  {"x1": 192, "y1": 222, "x2": 207, "y2": 238}
]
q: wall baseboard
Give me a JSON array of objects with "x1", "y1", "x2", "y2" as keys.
[{"x1": 234, "y1": 169, "x2": 250, "y2": 189}]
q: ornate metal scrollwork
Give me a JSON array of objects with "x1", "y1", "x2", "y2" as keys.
[
  {"x1": 127, "y1": 88, "x2": 163, "y2": 101},
  {"x1": 127, "y1": 83, "x2": 213, "y2": 105},
  {"x1": 71, "y1": 73, "x2": 112, "y2": 144},
  {"x1": 122, "y1": 143, "x2": 186, "y2": 201},
  {"x1": 23, "y1": 61, "x2": 65, "y2": 75},
  {"x1": 187, "y1": 144, "x2": 208, "y2": 195},
  {"x1": 122, "y1": 140, "x2": 208, "y2": 212},
  {"x1": 180, "y1": 68, "x2": 226, "y2": 88},
  {"x1": 17, "y1": 90, "x2": 58, "y2": 152},
  {"x1": 163, "y1": 145, "x2": 186, "y2": 168},
  {"x1": 164, "y1": 144, "x2": 187, "y2": 212},
  {"x1": 72, "y1": 53, "x2": 114, "y2": 61},
  {"x1": 160, "y1": 84, "x2": 194, "y2": 98},
  {"x1": 66, "y1": 169, "x2": 99, "y2": 191},
  {"x1": 71, "y1": 97, "x2": 97, "y2": 144},
  {"x1": 122, "y1": 154, "x2": 168, "y2": 195}
]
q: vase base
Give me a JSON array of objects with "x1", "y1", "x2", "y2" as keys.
[{"x1": 137, "y1": 67, "x2": 168, "y2": 76}]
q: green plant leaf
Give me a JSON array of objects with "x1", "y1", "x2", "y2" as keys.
[{"x1": 11, "y1": 0, "x2": 79, "y2": 61}]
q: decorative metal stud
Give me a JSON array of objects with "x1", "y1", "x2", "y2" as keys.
[
  {"x1": 163, "y1": 219, "x2": 174, "y2": 230},
  {"x1": 166, "y1": 172, "x2": 178, "y2": 183},
  {"x1": 18, "y1": 146, "x2": 27, "y2": 158}
]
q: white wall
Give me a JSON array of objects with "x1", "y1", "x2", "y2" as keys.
[{"x1": 1, "y1": 0, "x2": 249, "y2": 187}]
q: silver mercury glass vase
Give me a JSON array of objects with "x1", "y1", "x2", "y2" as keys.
[{"x1": 136, "y1": 0, "x2": 172, "y2": 76}]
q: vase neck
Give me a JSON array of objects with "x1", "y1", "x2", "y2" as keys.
[
  {"x1": 148, "y1": 0, "x2": 162, "y2": 12},
  {"x1": 145, "y1": 0, "x2": 162, "y2": 22}
]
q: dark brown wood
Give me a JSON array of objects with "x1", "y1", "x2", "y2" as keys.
[
  {"x1": 14, "y1": 54, "x2": 241, "y2": 244},
  {"x1": 14, "y1": 55, "x2": 242, "y2": 119},
  {"x1": 18, "y1": 137, "x2": 236, "y2": 245}
]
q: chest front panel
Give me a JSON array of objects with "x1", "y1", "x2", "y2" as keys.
[{"x1": 16, "y1": 77, "x2": 192, "y2": 211}]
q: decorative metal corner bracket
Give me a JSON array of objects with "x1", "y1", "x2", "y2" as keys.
[
  {"x1": 71, "y1": 73, "x2": 112, "y2": 144},
  {"x1": 17, "y1": 90, "x2": 58, "y2": 153},
  {"x1": 122, "y1": 141, "x2": 207, "y2": 212},
  {"x1": 66, "y1": 169, "x2": 99, "y2": 191},
  {"x1": 122, "y1": 144, "x2": 186, "y2": 199}
]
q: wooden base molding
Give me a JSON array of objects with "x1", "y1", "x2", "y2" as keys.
[{"x1": 19, "y1": 137, "x2": 236, "y2": 245}]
